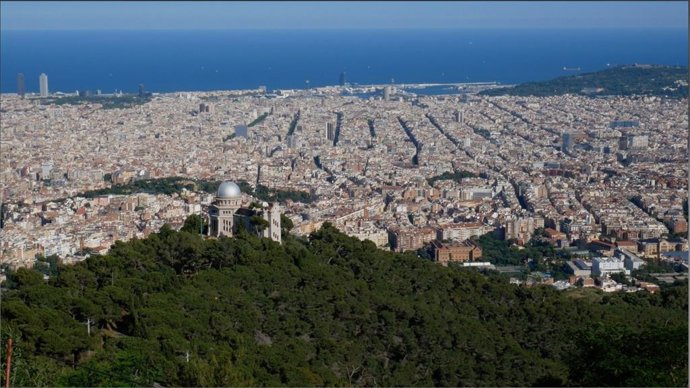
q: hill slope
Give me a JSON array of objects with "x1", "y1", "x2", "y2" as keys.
[
  {"x1": 480, "y1": 65, "x2": 688, "y2": 98},
  {"x1": 1, "y1": 224, "x2": 687, "y2": 386}
]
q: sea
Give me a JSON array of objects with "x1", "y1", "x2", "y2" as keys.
[{"x1": 1, "y1": 28, "x2": 687, "y2": 94}]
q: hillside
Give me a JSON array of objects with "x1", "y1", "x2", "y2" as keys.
[
  {"x1": 1, "y1": 223, "x2": 687, "y2": 386},
  {"x1": 479, "y1": 65, "x2": 688, "y2": 98}
]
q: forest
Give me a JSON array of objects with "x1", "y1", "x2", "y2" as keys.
[
  {"x1": 1, "y1": 221, "x2": 687, "y2": 387},
  {"x1": 479, "y1": 65, "x2": 689, "y2": 98}
]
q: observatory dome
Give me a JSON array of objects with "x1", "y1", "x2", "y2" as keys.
[{"x1": 217, "y1": 181, "x2": 241, "y2": 199}]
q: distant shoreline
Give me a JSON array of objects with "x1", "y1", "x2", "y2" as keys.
[
  {"x1": 479, "y1": 64, "x2": 688, "y2": 98},
  {"x1": 0, "y1": 81, "x2": 510, "y2": 97}
]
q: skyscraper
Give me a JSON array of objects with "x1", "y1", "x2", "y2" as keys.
[
  {"x1": 39, "y1": 73, "x2": 49, "y2": 97},
  {"x1": 327, "y1": 122, "x2": 335, "y2": 141},
  {"x1": 383, "y1": 86, "x2": 391, "y2": 101},
  {"x1": 17, "y1": 73, "x2": 26, "y2": 98},
  {"x1": 454, "y1": 110, "x2": 464, "y2": 124},
  {"x1": 339, "y1": 71, "x2": 346, "y2": 86},
  {"x1": 138, "y1": 84, "x2": 145, "y2": 97}
]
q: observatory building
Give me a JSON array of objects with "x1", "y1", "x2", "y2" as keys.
[{"x1": 207, "y1": 181, "x2": 282, "y2": 244}]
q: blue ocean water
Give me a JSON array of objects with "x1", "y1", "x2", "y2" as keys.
[{"x1": 1, "y1": 28, "x2": 687, "y2": 93}]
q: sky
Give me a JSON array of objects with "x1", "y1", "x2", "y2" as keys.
[{"x1": 1, "y1": 1, "x2": 688, "y2": 31}]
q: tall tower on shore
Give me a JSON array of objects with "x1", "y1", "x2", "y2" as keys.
[
  {"x1": 39, "y1": 73, "x2": 49, "y2": 97},
  {"x1": 17, "y1": 73, "x2": 25, "y2": 98}
]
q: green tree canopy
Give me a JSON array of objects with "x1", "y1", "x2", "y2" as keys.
[{"x1": 1, "y1": 226, "x2": 686, "y2": 386}]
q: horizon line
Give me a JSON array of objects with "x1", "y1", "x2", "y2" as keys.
[{"x1": 2, "y1": 26, "x2": 688, "y2": 32}]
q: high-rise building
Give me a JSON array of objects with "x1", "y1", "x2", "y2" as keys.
[
  {"x1": 39, "y1": 73, "x2": 49, "y2": 97},
  {"x1": 138, "y1": 84, "x2": 145, "y2": 97},
  {"x1": 339, "y1": 71, "x2": 346, "y2": 86},
  {"x1": 383, "y1": 86, "x2": 392, "y2": 101},
  {"x1": 199, "y1": 103, "x2": 212, "y2": 113},
  {"x1": 454, "y1": 110, "x2": 463, "y2": 124},
  {"x1": 17, "y1": 73, "x2": 25, "y2": 98},
  {"x1": 327, "y1": 122, "x2": 335, "y2": 141}
]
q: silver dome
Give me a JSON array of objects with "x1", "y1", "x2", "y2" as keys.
[{"x1": 217, "y1": 181, "x2": 241, "y2": 198}]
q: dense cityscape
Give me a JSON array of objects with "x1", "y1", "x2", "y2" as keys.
[
  {"x1": 1, "y1": 70, "x2": 688, "y2": 292},
  {"x1": 1, "y1": 1, "x2": 688, "y2": 386}
]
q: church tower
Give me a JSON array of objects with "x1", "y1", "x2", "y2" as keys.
[{"x1": 267, "y1": 202, "x2": 282, "y2": 244}]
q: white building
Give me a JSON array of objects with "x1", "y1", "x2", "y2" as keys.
[
  {"x1": 461, "y1": 187, "x2": 494, "y2": 201},
  {"x1": 592, "y1": 256, "x2": 627, "y2": 276},
  {"x1": 616, "y1": 249, "x2": 645, "y2": 272},
  {"x1": 437, "y1": 222, "x2": 486, "y2": 242},
  {"x1": 39, "y1": 73, "x2": 49, "y2": 97}
]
